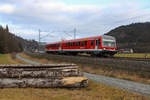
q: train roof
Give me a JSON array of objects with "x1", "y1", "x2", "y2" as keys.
[{"x1": 46, "y1": 35, "x2": 115, "y2": 45}]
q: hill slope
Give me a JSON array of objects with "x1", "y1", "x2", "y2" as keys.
[
  {"x1": 0, "y1": 25, "x2": 38, "y2": 54},
  {"x1": 106, "y1": 22, "x2": 150, "y2": 53}
]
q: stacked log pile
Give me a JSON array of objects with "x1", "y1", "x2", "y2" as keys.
[{"x1": 0, "y1": 64, "x2": 88, "y2": 88}]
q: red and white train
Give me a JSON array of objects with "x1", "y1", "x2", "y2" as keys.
[{"x1": 45, "y1": 35, "x2": 117, "y2": 56}]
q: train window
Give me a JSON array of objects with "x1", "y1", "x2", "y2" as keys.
[
  {"x1": 71, "y1": 42, "x2": 73, "y2": 46},
  {"x1": 81, "y1": 41, "x2": 84, "y2": 46},
  {"x1": 73, "y1": 42, "x2": 75, "y2": 46},
  {"x1": 53, "y1": 44, "x2": 55, "y2": 48},
  {"x1": 68, "y1": 42, "x2": 70, "y2": 47},
  {"x1": 96, "y1": 40, "x2": 98, "y2": 46},
  {"x1": 85, "y1": 41, "x2": 87, "y2": 46},
  {"x1": 91, "y1": 40, "x2": 94, "y2": 46},
  {"x1": 98, "y1": 40, "x2": 101, "y2": 45},
  {"x1": 76, "y1": 42, "x2": 78, "y2": 46}
]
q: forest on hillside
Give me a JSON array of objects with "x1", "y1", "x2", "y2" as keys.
[
  {"x1": 0, "y1": 25, "x2": 38, "y2": 54},
  {"x1": 106, "y1": 22, "x2": 150, "y2": 53}
]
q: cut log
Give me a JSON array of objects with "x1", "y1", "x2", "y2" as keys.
[
  {"x1": 0, "y1": 64, "x2": 88, "y2": 88},
  {"x1": 0, "y1": 77, "x2": 88, "y2": 88}
]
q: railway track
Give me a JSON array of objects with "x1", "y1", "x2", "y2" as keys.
[{"x1": 40, "y1": 52, "x2": 150, "y2": 63}]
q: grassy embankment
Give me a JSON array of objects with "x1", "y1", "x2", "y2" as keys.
[
  {"x1": 0, "y1": 54, "x2": 25, "y2": 64},
  {"x1": 0, "y1": 53, "x2": 148, "y2": 100},
  {"x1": 115, "y1": 53, "x2": 150, "y2": 58},
  {"x1": 21, "y1": 53, "x2": 150, "y2": 84}
]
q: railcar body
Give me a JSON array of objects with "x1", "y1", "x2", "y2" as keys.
[{"x1": 45, "y1": 35, "x2": 117, "y2": 56}]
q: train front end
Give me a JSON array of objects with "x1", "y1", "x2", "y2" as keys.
[{"x1": 101, "y1": 35, "x2": 117, "y2": 56}]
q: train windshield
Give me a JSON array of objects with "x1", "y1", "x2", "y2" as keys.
[{"x1": 102, "y1": 35, "x2": 116, "y2": 47}]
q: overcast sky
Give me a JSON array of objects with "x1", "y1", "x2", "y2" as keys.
[{"x1": 0, "y1": 0, "x2": 150, "y2": 42}]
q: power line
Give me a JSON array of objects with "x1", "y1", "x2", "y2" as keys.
[
  {"x1": 39, "y1": 29, "x2": 41, "y2": 43},
  {"x1": 74, "y1": 28, "x2": 76, "y2": 40},
  {"x1": 38, "y1": 12, "x2": 150, "y2": 41}
]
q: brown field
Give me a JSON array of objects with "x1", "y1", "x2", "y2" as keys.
[
  {"x1": 0, "y1": 81, "x2": 148, "y2": 100},
  {"x1": 22, "y1": 53, "x2": 150, "y2": 84},
  {"x1": 80, "y1": 66, "x2": 150, "y2": 84},
  {"x1": 0, "y1": 53, "x2": 148, "y2": 100},
  {"x1": 0, "y1": 54, "x2": 25, "y2": 64}
]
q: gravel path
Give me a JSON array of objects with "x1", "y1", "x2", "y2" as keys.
[
  {"x1": 84, "y1": 72, "x2": 150, "y2": 97},
  {"x1": 16, "y1": 54, "x2": 150, "y2": 98},
  {"x1": 16, "y1": 54, "x2": 41, "y2": 64}
]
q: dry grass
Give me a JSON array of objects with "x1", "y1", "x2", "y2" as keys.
[
  {"x1": 80, "y1": 66, "x2": 150, "y2": 84},
  {"x1": 20, "y1": 53, "x2": 67, "y2": 64},
  {"x1": 17, "y1": 53, "x2": 150, "y2": 99},
  {"x1": 0, "y1": 54, "x2": 16, "y2": 64},
  {"x1": 115, "y1": 53, "x2": 150, "y2": 58},
  {"x1": 0, "y1": 54, "x2": 25, "y2": 64},
  {"x1": 0, "y1": 81, "x2": 149, "y2": 100},
  {"x1": 20, "y1": 53, "x2": 50, "y2": 64},
  {"x1": 21, "y1": 53, "x2": 150, "y2": 84}
]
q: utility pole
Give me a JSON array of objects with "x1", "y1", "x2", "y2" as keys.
[
  {"x1": 38, "y1": 29, "x2": 41, "y2": 52},
  {"x1": 39, "y1": 29, "x2": 41, "y2": 43},
  {"x1": 74, "y1": 28, "x2": 76, "y2": 40}
]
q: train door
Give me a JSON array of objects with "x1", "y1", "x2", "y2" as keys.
[
  {"x1": 91, "y1": 40, "x2": 94, "y2": 49},
  {"x1": 59, "y1": 43, "x2": 61, "y2": 51},
  {"x1": 95, "y1": 39, "x2": 98, "y2": 49},
  {"x1": 98, "y1": 39, "x2": 101, "y2": 49}
]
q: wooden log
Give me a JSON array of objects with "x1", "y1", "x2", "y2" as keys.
[
  {"x1": 0, "y1": 64, "x2": 78, "y2": 68},
  {"x1": 0, "y1": 77, "x2": 88, "y2": 88},
  {"x1": 0, "y1": 64, "x2": 88, "y2": 88},
  {"x1": 0, "y1": 68, "x2": 82, "y2": 78}
]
